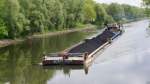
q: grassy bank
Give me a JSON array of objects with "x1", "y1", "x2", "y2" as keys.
[
  {"x1": 29, "y1": 24, "x2": 96, "y2": 39},
  {"x1": 0, "y1": 39, "x2": 23, "y2": 48}
]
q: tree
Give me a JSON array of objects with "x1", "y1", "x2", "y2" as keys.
[
  {"x1": 94, "y1": 4, "x2": 114, "y2": 26},
  {"x1": 0, "y1": 0, "x2": 146, "y2": 39},
  {"x1": 62, "y1": 0, "x2": 85, "y2": 28},
  {"x1": 83, "y1": 0, "x2": 96, "y2": 23},
  {"x1": 143, "y1": 0, "x2": 150, "y2": 6},
  {"x1": 0, "y1": 19, "x2": 8, "y2": 39},
  {"x1": 122, "y1": 4, "x2": 142, "y2": 19},
  {"x1": 143, "y1": 0, "x2": 150, "y2": 17},
  {"x1": 106, "y1": 3, "x2": 125, "y2": 22},
  {"x1": 3, "y1": 0, "x2": 23, "y2": 38}
]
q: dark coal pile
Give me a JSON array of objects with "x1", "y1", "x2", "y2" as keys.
[{"x1": 68, "y1": 29, "x2": 115, "y2": 54}]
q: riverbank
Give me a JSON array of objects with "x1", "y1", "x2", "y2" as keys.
[
  {"x1": 0, "y1": 19, "x2": 147, "y2": 48},
  {"x1": 29, "y1": 25, "x2": 96, "y2": 39},
  {"x1": 0, "y1": 25, "x2": 96, "y2": 48},
  {"x1": 0, "y1": 39, "x2": 23, "y2": 48}
]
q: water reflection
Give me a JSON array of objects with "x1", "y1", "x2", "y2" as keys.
[
  {"x1": 0, "y1": 20, "x2": 149, "y2": 84},
  {"x1": 46, "y1": 20, "x2": 150, "y2": 84},
  {"x1": 146, "y1": 28, "x2": 150, "y2": 37},
  {"x1": 0, "y1": 31, "x2": 94, "y2": 84},
  {"x1": 43, "y1": 64, "x2": 92, "y2": 75}
]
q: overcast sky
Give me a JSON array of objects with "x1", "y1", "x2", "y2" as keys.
[{"x1": 94, "y1": 0, "x2": 143, "y2": 7}]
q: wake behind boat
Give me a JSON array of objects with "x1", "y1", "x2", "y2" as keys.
[{"x1": 42, "y1": 24, "x2": 124, "y2": 66}]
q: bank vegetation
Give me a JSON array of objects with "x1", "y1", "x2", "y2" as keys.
[{"x1": 0, "y1": 0, "x2": 145, "y2": 39}]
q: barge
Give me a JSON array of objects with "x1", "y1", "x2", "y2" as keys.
[{"x1": 42, "y1": 24, "x2": 124, "y2": 66}]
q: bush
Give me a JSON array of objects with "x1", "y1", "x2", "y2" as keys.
[{"x1": 0, "y1": 19, "x2": 8, "y2": 39}]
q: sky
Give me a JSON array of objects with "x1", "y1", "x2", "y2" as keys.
[{"x1": 94, "y1": 0, "x2": 143, "y2": 7}]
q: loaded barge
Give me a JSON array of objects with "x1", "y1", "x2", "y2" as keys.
[{"x1": 42, "y1": 24, "x2": 124, "y2": 66}]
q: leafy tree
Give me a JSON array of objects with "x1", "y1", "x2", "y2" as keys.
[
  {"x1": 0, "y1": 19, "x2": 8, "y2": 39},
  {"x1": 143, "y1": 0, "x2": 150, "y2": 17},
  {"x1": 94, "y1": 4, "x2": 114, "y2": 27},
  {"x1": 0, "y1": 0, "x2": 146, "y2": 39},
  {"x1": 106, "y1": 3, "x2": 125, "y2": 22},
  {"x1": 83, "y1": 0, "x2": 96, "y2": 23},
  {"x1": 3, "y1": 0, "x2": 22, "y2": 38},
  {"x1": 63, "y1": 0, "x2": 85, "y2": 28},
  {"x1": 122, "y1": 4, "x2": 144, "y2": 19},
  {"x1": 143, "y1": 0, "x2": 150, "y2": 6}
]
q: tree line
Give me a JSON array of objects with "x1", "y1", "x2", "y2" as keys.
[
  {"x1": 0, "y1": 0, "x2": 145, "y2": 39},
  {"x1": 143, "y1": 0, "x2": 150, "y2": 17}
]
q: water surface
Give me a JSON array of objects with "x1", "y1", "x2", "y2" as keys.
[
  {"x1": 47, "y1": 20, "x2": 150, "y2": 84},
  {"x1": 0, "y1": 20, "x2": 150, "y2": 84},
  {"x1": 0, "y1": 31, "x2": 95, "y2": 84}
]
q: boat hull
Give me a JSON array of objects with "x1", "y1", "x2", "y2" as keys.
[{"x1": 42, "y1": 60, "x2": 84, "y2": 65}]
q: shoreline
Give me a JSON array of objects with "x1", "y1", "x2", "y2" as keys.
[
  {"x1": 29, "y1": 25, "x2": 96, "y2": 39},
  {"x1": 0, "y1": 25, "x2": 96, "y2": 48},
  {"x1": 0, "y1": 19, "x2": 147, "y2": 48}
]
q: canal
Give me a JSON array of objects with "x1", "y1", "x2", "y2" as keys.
[{"x1": 0, "y1": 20, "x2": 150, "y2": 84}]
